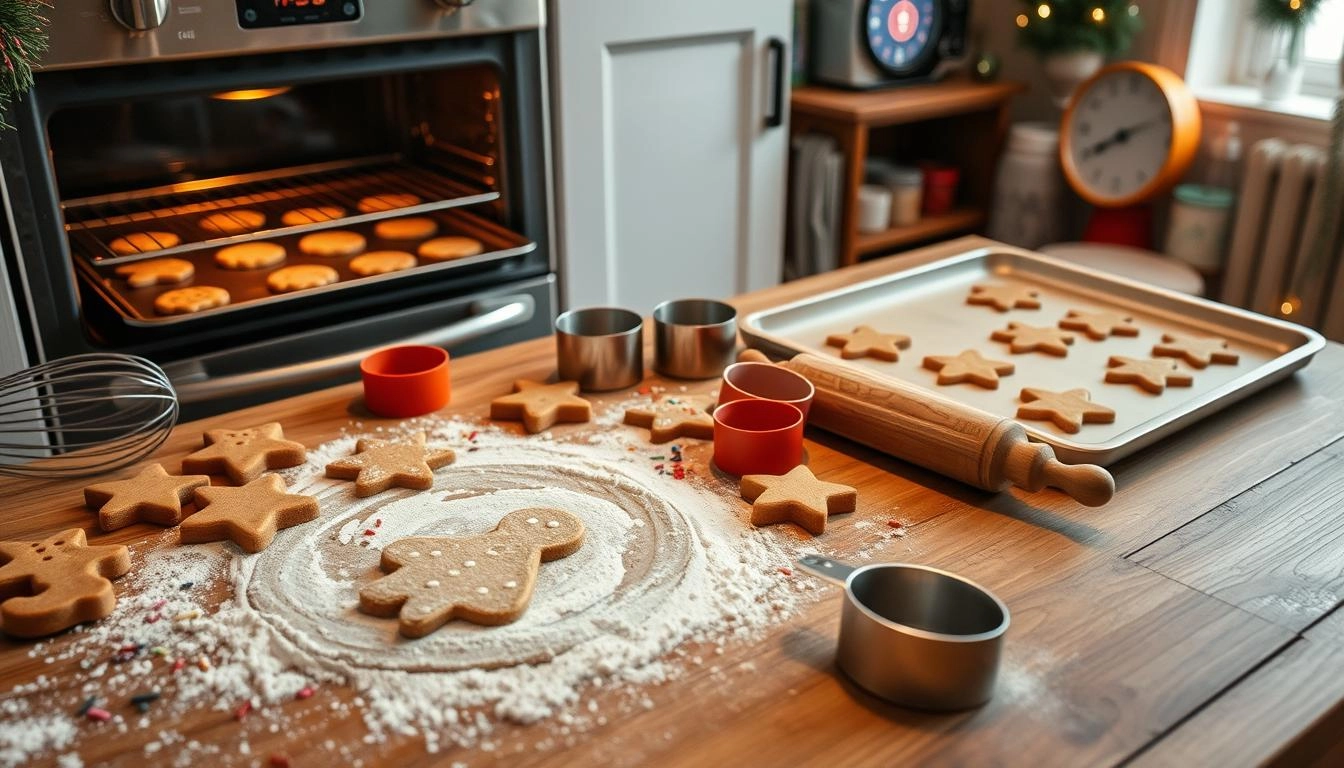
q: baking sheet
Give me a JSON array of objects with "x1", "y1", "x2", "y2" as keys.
[
  {"x1": 741, "y1": 246, "x2": 1326, "y2": 465},
  {"x1": 79, "y1": 207, "x2": 535, "y2": 327}
]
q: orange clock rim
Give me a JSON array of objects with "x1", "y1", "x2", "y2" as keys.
[{"x1": 1059, "y1": 61, "x2": 1202, "y2": 209}]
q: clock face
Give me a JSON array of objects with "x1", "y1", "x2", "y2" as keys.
[
  {"x1": 1066, "y1": 69, "x2": 1176, "y2": 205},
  {"x1": 864, "y1": 0, "x2": 940, "y2": 75}
]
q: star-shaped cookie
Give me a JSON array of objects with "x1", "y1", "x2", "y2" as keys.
[
  {"x1": 967, "y1": 284, "x2": 1042, "y2": 312},
  {"x1": 990, "y1": 323, "x2": 1075, "y2": 356},
  {"x1": 181, "y1": 422, "x2": 307, "y2": 485},
  {"x1": 489, "y1": 380, "x2": 592, "y2": 434},
  {"x1": 1058, "y1": 309, "x2": 1140, "y2": 340},
  {"x1": 922, "y1": 349, "x2": 1016, "y2": 389},
  {"x1": 1017, "y1": 388, "x2": 1116, "y2": 433},
  {"x1": 83, "y1": 463, "x2": 210, "y2": 531},
  {"x1": 825, "y1": 325, "x2": 911, "y2": 362},
  {"x1": 739, "y1": 465, "x2": 857, "y2": 536},
  {"x1": 325, "y1": 432, "x2": 456, "y2": 497},
  {"x1": 1152, "y1": 333, "x2": 1240, "y2": 368},
  {"x1": 1104, "y1": 356, "x2": 1194, "y2": 393},
  {"x1": 180, "y1": 475, "x2": 319, "y2": 553},
  {"x1": 0, "y1": 528, "x2": 131, "y2": 637},
  {"x1": 623, "y1": 394, "x2": 715, "y2": 443}
]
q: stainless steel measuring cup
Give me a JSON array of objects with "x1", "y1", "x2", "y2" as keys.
[{"x1": 796, "y1": 554, "x2": 1009, "y2": 711}]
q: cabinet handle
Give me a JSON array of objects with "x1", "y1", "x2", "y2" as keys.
[{"x1": 765, "y1": 37, "x2": 786, "y2": 129}]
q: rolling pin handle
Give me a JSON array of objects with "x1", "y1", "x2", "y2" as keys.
[
  {"x1": 1003, "y1": 441, "x2": 1115, "y2": 507},
  {"x1": 737, "y1": 348, "x2": 771, "y2": 364}
]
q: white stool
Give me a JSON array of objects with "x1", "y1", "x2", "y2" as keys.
[{"x1": 1039, "y1": 242, "x2": 1205, "y2": 296}]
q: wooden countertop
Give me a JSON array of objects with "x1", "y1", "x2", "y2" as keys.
[{"x1": 3, "y1": 237, "x2": 1343, "y2": 766}]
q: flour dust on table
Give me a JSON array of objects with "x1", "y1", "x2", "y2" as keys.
[{"x1": 3, "y1": 416, "x2": 820, "y2": 764}]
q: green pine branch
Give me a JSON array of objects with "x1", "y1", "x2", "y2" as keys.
[
  {"x1": 0, "y1": 0, "x2": 49, "y2": 129},
  {"x1": 1015, "y1": 1, "x2": 1142, "y2": 58}
]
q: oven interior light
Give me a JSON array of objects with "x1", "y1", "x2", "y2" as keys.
[{"x1": 210, "y1": 87, "x2": 293, "y2": 102}]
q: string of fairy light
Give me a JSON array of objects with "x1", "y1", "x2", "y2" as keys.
[{"x1": 1015, "y1": 2, "x2": 1140, "y2": 30}]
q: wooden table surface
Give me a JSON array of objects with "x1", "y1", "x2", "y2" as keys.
[{"x1": 3, "y1": 237, "x2": 1343, "y2": 767}]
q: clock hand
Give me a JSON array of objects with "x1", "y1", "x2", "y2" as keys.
[{"x1": 1080, "y1": 117, "x2": 1165, "y2": 160}]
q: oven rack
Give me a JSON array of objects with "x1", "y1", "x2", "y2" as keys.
[{"x1": 61, "y1": 155, "x2": 501, "y2": 266}]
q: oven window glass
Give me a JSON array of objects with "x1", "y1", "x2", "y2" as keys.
[{"x1": 47, "y1": 64, "x2": 505, "y2": 205}]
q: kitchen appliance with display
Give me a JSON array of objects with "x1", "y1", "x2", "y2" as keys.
[
  {"x1": 810, "y1": 0, "x2": 971, "y2": 89},
  {"x1": 0, "y1": 0, "x2": 555, "y2": 418}
]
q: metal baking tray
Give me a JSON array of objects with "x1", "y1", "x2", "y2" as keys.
[
  {"x1": 77, "y1": 206, "x2": 535, "y2": 327},
  {"x1": 741, "y1": 246, "x2": 1326, "y2": 465}
]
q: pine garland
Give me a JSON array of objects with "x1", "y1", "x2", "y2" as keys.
[
  {"x1": 1254, "y1": 0, "x2": 1326, "y2": 29},
  {"x1": 0, "y1": 0, "x2": 48, "y2": 129},
  {"x1": 1015, "y1": 1, "x2": 1142, "y2": 58}
]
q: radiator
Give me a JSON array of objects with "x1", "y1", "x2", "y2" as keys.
[{"x1": 1223, "y1": 139, "x2": 1344, "y2": 341}]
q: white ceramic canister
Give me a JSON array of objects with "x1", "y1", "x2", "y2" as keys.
[
  {"x1": 857, "y1": 184, "x2": 893, "y2": 234},
  {"x1": 987, "y1": 122, "x2": 1066, "y2": 249},
  {"x1": 1165, "y1": 184, "x2": 1234, "y2": 275}
]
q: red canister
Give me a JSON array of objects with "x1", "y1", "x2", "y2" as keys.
[{"x1": 919, "y1": 163, "x2": 960, "y2": 216}]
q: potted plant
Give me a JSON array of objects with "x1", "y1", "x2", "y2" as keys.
[
  {"x1": 1256, "y1": 0, "x2": 1325, "y2": 102},
  {"x1": 1014, "y1": 1, "x2": 1142, "y2": 107}
]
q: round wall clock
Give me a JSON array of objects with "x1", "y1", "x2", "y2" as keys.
[
  {"x1": 1059, "y1": 61, "x2": 1201, "y2": 209},
  {"x1": 863, "y1": 0, "x2": 940, "y2": 76}
]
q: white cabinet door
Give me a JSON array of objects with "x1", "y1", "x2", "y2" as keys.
[{"x1": 550, "y1": 0, "x2": 792, "y2": 313}]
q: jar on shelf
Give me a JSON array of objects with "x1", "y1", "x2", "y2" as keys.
[
  {"x1": 987, "y1": 122, "x2": 1066, "y2": 249},
  {"x1": 879, "y1": 165, "x2": 924, "y2": 227},
  {"x1": 857, "y1": 184, "x2": 893, "y2": 234},
  {"x1": 919, "y1": 163, "x2": 960, "y2": 216}
]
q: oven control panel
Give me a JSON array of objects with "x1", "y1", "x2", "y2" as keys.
[{"x1": 236, "y1": 0, "x2": 362, "y2": 29}]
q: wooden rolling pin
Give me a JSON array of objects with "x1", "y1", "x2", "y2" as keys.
[{"x1": 739, "y1": 349, "x2": 1115, "y2": 506}]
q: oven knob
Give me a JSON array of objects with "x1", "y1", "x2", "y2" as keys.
[{"x1": 109, "y1": 0, "x2": 171, "y2": 30}]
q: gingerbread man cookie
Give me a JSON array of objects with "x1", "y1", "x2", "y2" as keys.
[
  {"x1": 0, "y1": 529, "x2": 131, "y2": 637},
  {"x1": 181, "y1": 422, "x2": 307, "y2": 485},
  {"x1": 114, "y1": 257, "x2": 195, "y2": 288},
  {"x1": 922, "y1": 349, "x2": 1015, "y2": 389},
  {"x1": 1016, "y1": 388, "x2": 1116, "y2": 433},
  {"x1": 490, "y1": 380, "x2": 592, "y2": 434},
  {"x1": 739, "y1": 465, "x2": 857, "y2": 536},
  {"x1": 990, "y1": 322, "x2": 1075, "y2": 357},
  {"x1": 84, "y1": 463, "x2": 210, "y2": 531},
  {"x1": 825, "y1": 325, "x2": 912, "y2": 362},
  {"x1": 1104, "y1": 356, "x2": 1194, "y2": 394},
  {"x1": 967, "y1": 284, "x2": 1041, "y2": 312},
  {"x1": 358, "y1": 508, "x2": 585, "y2": 636},
  {"x1": 325, "y1": 432, "x2": 456, "y2": 497},
  {"x1": 180, "y1": 475, "x2": 319, "y2": 553},
  {"x1": 623, "y1": 394, "x2": 715, "y2": 443},
  {"x1": 1152, "y1": 333, "x2": 1239, "y2": 368},
  {"x1": 1058, "y1": 309, "x2": 1140, "y2": 340}
]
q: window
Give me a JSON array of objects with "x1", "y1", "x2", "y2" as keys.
[{"x1": 1301, "y1": 1, "x2": 1344, "y2": 95}]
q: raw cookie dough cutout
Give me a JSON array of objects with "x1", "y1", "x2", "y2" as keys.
[
  {"x1": 490, "y1": 380, "x2": 592, "y2": 434},
  {"x1": 1016, "y1": 387, "x2": 1116, "y2": 433},
  {"x1": 623, "y1": 394, "x2": 715, "y2": 443},
  {"x1": 180, "y1": 422, "x2": 308, "y2": 485},
  {"x1": 83, "y1": 463, "x2": 210, "y2": 531},
  {"x1": 967, "y1": 284, "x2": 1041, "y2": 312},
  {"x1": 990, "y1": 322, "x2": 1075, "y2": 356},
  {"x1": 179, "y1": 475, "x2": 319, "y2": 553},
  {"x1": 922, "y1": 349, "x2": 1015, "y2": 389},
  {"x1": 825, "y1": 325, "x2": 912, "y2": 362},
  {"x1": 0, "y1": 528, "x2": 132, "y2": 637},
  {"x1": 325, "y1": 432, "x2": 456, "y2": 497},
  {"x1": 1152, "y1": 333, "x2": 1239, "y2": 368},
  {"x1": 1058, "y1": 309, "x2": 1140, "y2": 340},
  {"x1": 358, "y1": 507, "x2": 586, "y2": 636},
  {"x1": 739, "y1": 465, "x2": 857, "y2": 536},
  {"x1": 1104, "y1": 356, "x2": 1194, "y2": 394}
]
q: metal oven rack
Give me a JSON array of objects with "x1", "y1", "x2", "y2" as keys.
[{"x1": 61, "y1": 154, "x2": 501, "y2": 265}]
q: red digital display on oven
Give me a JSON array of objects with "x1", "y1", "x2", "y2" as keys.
[{"x1": 238, "y1": 0, "x2": 360, "y2": 28}]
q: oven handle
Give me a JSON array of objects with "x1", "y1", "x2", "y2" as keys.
[{"x1": 169, "y1": 295, "x2": 535, "y2": 405}]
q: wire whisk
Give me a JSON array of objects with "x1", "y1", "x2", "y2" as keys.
[{"x1": 0, "y1": 353, "x2": 179, "y2": 479}]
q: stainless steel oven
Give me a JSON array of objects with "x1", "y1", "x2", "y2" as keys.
[{"x1": 0, "y1": 0, "x2": 555, "y2": 417}]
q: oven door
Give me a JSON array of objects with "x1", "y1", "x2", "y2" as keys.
[
  {"x1": 0, "y1": 29, "x2": 553, "y2": 383},
  {"x1": 162, "y1": 273, "x2": 555, "y2": 420}
]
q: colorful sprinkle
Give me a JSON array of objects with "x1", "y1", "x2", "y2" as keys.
[
  {"x1": 85, "y1": 707, "x2": 112, "y2": 722},
  {"x1": 777, "y1": 567, "x2": 793, "y2": 576},
  {"x1": 363, "y1": 529, "x2": 376, "y2": 536},
  {"x1": 150, "y1": 599, "x2": 167, "y2": 610},
  {"x1": 171, "y1": 658, "x2": 186, "y2": 673},
  {"x1": 374, "y1": 519, "x2": 382, "y2": 528},
  {"x1": 196, "y1": 655, "x2": 211, "y2": 672},
  {"x1": 174, "y1": 609, "x2": 200, "y2": 622},
  {"x1": 235, "y1": 701, "x2": 252, "y2": 721},
  {"x1": 145, "y1": 613, "x2": 162, "y2": 624},
  {"x1": 886, "y1": 519, "x2": 904, "y2": 529},
  {"x1": 295, "y1": 686, "x2": 315, "y2": 700},
  {"x1": 179, "y1": 581, "x2": 194, "y2": 590},
  {"x1": 270, "y1": 754, "x2": 291, "y2": 768},
  {"x1": 76, "y1": 696, "x2": 97, "y2": 716}
]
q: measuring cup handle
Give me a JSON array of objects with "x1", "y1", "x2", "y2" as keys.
[{"x1": 795, "y1": 554, "x2": 858, "y2": 586}]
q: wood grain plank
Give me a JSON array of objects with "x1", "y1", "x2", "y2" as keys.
[
  {"x1": 1131, "y1": 608, "x2": 1344, "y2": 768},
  {"x1": 791, "y1": 80, "x2": 1026, "y2": 126},
  {"x1": 1131, "y1": 438, "x2": 1344, "y2": 632}
]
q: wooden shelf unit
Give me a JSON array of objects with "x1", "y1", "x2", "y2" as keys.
[{"x1": 789, "y1": 78, "x2": 1023, "y2": 267}]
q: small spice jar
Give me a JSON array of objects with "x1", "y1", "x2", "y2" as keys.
[
  {"x1": 919, "y1": 162, "x2": 961, "y2": 217},
  {"x1": 884, "y1": 165, "x2": 924, "y2": 227},
  {"x1": 857, "y1": 184, "x2": 893, "y2": 234}
]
